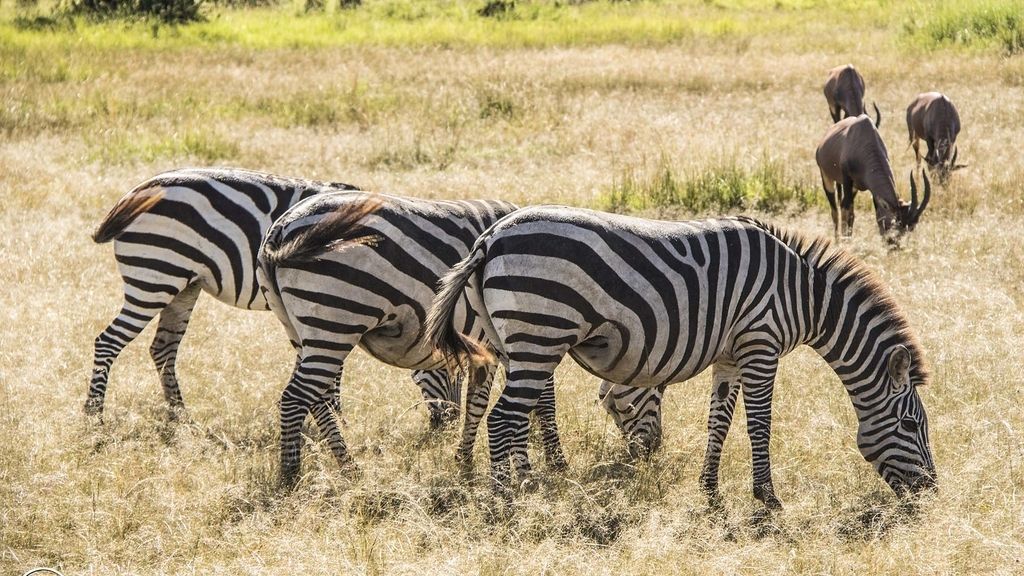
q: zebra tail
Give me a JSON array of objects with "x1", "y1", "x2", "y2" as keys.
[
  {"x1": 260, "y1": 196, "x2": 383, "y2": 266},
  {"x1": 92, "y1": 186, "x2": 166, "y2": 243},
  {"x1": 425, "y1": 247, "x2": 495, "y2": 376}
]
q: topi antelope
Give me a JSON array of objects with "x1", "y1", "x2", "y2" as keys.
[
  {"x1": 824, "y1": 64, "x2": 880, "y2": 127},
  {"x1": 907, "y1": 92, "x2": 966, "y2": 185},
  {"x1": 816, "y1": 114, "x2": 930, "y2": 242}
]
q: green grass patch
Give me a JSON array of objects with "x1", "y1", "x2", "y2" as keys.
[
  {"x1": 0, "y1": 1, "x2": 800, "y2": 50},
  {"x1": 905, "y1": 0, "x2": 1024, "y2": 54},
  {"x1": 91, "y1": 130, "x2": 241, "y2": 164},
  {"x1": 236, "y1": 83, "x2": 395, "y2": 130},
  {"x1": 602, "y1": 154, "x2": 819, "y2": 215}
]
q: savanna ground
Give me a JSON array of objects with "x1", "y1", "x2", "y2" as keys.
[{"x1": 2, "y1": 0, "x2": 1024, "y2": 573}]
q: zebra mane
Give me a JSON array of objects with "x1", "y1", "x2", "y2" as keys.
[
  {"x1": 261, "y1": 195, "x2": 384, "y2": 266},
  {"x1": 735, "y1": 216, "x2": 931, "y2": 386}
]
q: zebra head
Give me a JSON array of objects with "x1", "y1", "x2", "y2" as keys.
[
  {"x1": 857, "y1": 345, "x2": 936, "y2": 496},
  {"x1": 598, "y1": 381, "x2": 664, "y2": 459}
]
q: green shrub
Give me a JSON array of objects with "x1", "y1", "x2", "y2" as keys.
[
  {"x1": 909, "y1": 1, "x2": 1024, "y2": 55},
  {"x1": 478, "y1": 0, "x2": 515, "y2": 18},
  {"x1": 602, "y1": 154, "x2": 818, "y2": 215},
  {"x1": 58, "y1": 0, "x2": 204, "y2": 23}
]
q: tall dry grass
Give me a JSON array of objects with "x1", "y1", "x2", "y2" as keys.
[{"x1": 2, "y1": 2, "x2": 1023, "y2": 574}]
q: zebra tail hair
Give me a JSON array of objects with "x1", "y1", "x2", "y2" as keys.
[
  {"x1": 261, "y1": 196, "x2": 384, "y2": 266},
  {"x1": 92, "y1": 186, "x2": 166, "y2": 243},
  {"x1": 425, "y1": 247, "x2": 495, "y2": 377}
]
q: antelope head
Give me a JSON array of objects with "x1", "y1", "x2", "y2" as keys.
[{"x1": 931, "y1": 145, "x2": 968, "y2": 185}]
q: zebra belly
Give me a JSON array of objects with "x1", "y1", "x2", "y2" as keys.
[
  {"x1": 196, "y1": 274, "x2": 271, "y2": 311},
  {"x1": 568, "y1": 336, "x2": 716, "y2": 388}
]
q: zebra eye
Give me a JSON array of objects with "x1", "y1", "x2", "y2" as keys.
[{"x1": 901, "y1": 418, "x2": 919, "y2": 433}]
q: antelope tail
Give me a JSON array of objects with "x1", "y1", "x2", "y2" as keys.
[
  {"x1": 92, "y1": 186, "x2": 166, "y2": 243},
  {"x1": 425, "y1": 246, "x2": 495, "y2": 376}
]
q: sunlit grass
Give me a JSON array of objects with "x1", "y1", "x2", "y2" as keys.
[
  {"x1": 0, "y1": 0, "x2": 975, "y2": 51},
  {"x1": 2, "y1": 0, "x2": 1024, "y2": 574},
  {"x1": 903, "y1": 0, "x2": 1024, "y2": 54}
]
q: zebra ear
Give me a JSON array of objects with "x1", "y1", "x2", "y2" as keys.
[{"x1": 887, "y1": 345, "x2": 912, "y2": 391}]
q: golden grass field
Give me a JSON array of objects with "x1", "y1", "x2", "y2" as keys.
[{"x1": 2, "y1": 1, "x2": 1024, "y2": 573}]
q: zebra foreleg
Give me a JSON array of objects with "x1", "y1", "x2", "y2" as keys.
[
  {"x1": 456, "y1": 364, "x2": 495, "y2": 476},
  {"x1": 699, "y1": 364, "x2": 741, "y2": 507},
  {"x1": 149, "y1": 283, "x2": 202, "y2": 422},
  {"x1": 738, "y1": 356, "x2": 782, "y2": 510},
  {"x1": 413, "y1": 369, "x2": 461, "y2": 430}
]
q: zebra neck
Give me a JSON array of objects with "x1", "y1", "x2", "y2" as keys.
[{"x1": 807, "y1": 266, "x2": 909, "y2": 405}]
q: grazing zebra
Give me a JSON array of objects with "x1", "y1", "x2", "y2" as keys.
[
  {"x1": 257, "y1": 192, "x2": 573, "y2": 486},
  {"x1": 428, "y1": 207, "x2": 936, "y2": 506},
  {"x1": 88, "y1": 168, "x2": 459, "y2": 430}
]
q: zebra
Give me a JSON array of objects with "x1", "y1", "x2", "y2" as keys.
[
  {"x1": 257, "y1": 192, "x2": 574, "y2": 487},
  {"x1": 88, "y1": 168, "x2": 460, "y2": 430},
  {"x1": 427, "y1": 206, "x2": 936, "y2": 507}
]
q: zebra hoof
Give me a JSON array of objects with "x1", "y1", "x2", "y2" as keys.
[
  {"x1": 337, "y1": 457, "x2": 360, "y2": 477},
  {"x1": 520, "y1": 476, "x2": 540, "y2": 493},
  {"x1": 490, "y1": 482, "x2": 515, "y2": 508},
  {"x1": 753, "y1": 483, "x2": 783, "y2": 510},
  {"x1": 705, "y1": 493, "x2": 726, "y2": 515},
  {"x1": 166, "y1": 406, "x2": 190, "y2": 424},
  {"x1": 278, "y1": 470, "x2": 301, "y2": 492},
  {"x1": 547, "y1": 453, "x2": 569, "y2": 473},
  {"x1": 83, "y1": 398, "x2": 104, "y2": 418},
  {"x1": 457, "y1": 462, "x2": 474, "y2": 481},
  {"x1": 428, "y1": 406, "x2": 460, "y2": 431}
]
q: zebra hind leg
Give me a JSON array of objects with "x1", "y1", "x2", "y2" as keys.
[
  {"x1": 309, "y1": 372, "x2": 355, "y2": 473},
  {"x1": 487, "y1": 362, "x2": 559, "y2": 497},
  {"x1": 413, "y1": 369, "x2": 460, "y2": 430},
  {"x1": 534, "y1": 377, "x2": 568, "y2": 472},
  {"x1": 149, "y1": 283, "x2": 202, "y2": 422},
  {"x1": 87, "y1": 285, "x2": 182, "y2": 418},
  {"x1": 280, "y1": 355, "x2": 346, "y2": 489},
  {"x1": 699, "y1": 364, "x2": 741, "y2": 509}
]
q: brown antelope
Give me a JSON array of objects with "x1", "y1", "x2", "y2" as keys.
[
  {"x1": 816, "y1": 114, "x2": 930, "y2": 241},
  {"x1": 824, "y1": 64, "x2": 880, "y2": 127},
  {"x1": 907, "y1": 92, "x2": 965, "y2": 184}
]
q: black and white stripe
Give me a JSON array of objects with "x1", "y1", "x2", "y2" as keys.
[
  {"x1": 256, "y1": 192, "x2": 568, "y2": 486},
  {"x1": 428, "y1": 206, "x2": 936, "y2": 505},
  {"x1": 88, "y1": 168, "x2": 454, "y2": 430}
]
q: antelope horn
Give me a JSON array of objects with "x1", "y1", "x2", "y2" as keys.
[
  {"x1": 916, "y1": 169, "x2": 932, "y2": 220},
  {"x1": 951, "y1": 147, "x2": 968, "y2": 169},
  {"x1": 917, "y1": 168, "x2": 933, "y2": 219},
  {"x1": 872, "y1": 101, "x2": 881, "y2": 129},
  {"x1": 909, "y1": 169, "x2": 919, "y2": 211}
]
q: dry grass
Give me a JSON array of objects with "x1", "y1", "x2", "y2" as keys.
[{"x1": 2, "y1": 1, "x2": 1024, "y2": 574}]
